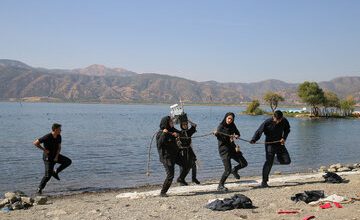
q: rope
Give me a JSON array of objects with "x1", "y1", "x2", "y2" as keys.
[
  {"x1": 146, "y1": 128, "x2": 283, "y2": 176},
  {"x1": 180, "y1": 130, "x2": 282, "y2": 145},
  {"x1": 179, "y1": 132, "x2": 214, "y2": 139},
  {"x1": 146, "y1": 131, "x2": 157, "y2": 176}
]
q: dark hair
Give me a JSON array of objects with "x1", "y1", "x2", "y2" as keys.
[
  {"x1": 52, "y1": 123, "x2": 62, "y2": 131},
  {"x1": 274, "y1": 110, "x2": 283, "y2": 120},
  {"x1": 159, "y1": 116, "x2": 171, "y2": 130}
]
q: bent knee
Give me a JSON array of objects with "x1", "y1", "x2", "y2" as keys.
[
  {"x1": 242, "y1": 160, "x2": 248, "y2": 167},
  {"x1": 281, "y1": 159, "x2": 291, "y2": 165}
]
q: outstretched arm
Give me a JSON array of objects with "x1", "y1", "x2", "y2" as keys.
[{"x1": 250, "y1": 121, "x2": 266, "y2": 143}]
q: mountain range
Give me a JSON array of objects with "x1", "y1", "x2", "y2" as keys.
[{"x1": 0, "y1": 59, "x2": 359, "y2": 104}]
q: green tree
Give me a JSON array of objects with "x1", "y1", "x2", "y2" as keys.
[
  {"x1": 263, "y1": 92, "x2": 285, "y2": 112},
  {"x1": 323, "y1": 91, "x2": 340, "y2": 116},
  {"x1": 298, "y1": 81, "x2": 325, "y2": 116},
  {"x1": 323, "y1": 91, "x2": 340, "y2": 108},
  {"x1": 340, "y1": 96, "x2": 356, "y2": 116},
  {"x1": 245, "y1": 100, "x2": 264, "y2": 115}
]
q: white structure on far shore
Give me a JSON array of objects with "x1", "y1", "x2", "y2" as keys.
[{"x1": 286, "y1": 107, "x2": 307, "y2": 113}]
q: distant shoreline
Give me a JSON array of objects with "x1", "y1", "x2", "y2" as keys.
[{"x1": 0, "y1": 99, "x2": 313, "y2": 108}]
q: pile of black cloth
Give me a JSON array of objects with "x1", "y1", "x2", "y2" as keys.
[
  {"x1": 323, "y1": 172, "x2": 344, "y2": 183},
  {"x1": 291, "y1": 190, "x2": 325, "y2": 203},
  {"x1": 205, "y1": 194, "x2": 254, "y2": 211}
]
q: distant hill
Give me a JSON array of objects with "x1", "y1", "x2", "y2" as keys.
[{"x1": 0, "y1": 59, "x2": 359, "y2": 104}]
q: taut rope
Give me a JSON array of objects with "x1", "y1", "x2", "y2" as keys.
[{"x1": 146, "y1": 129, "x2": 282, "y2": 176}]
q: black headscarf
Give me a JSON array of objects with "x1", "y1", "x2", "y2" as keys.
[
  {"x1": 159, "y1": 116, "x2": 171, "y2": 130},
  {"x1": 159, "y1": 116, "x2": 177, "y2": 132},
  {"x1": 220, "y1": 112, "x2": 236, "y2": 127}
]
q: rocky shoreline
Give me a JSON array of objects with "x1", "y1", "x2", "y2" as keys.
[{"x1": 318, "y1": 163, "x2": 360, "y2": 173}]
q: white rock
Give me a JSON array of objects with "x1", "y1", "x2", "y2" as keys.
[
  {"x1": 345, "y1": 164, "x2": 354, "y2": 169},
  {"x1": 4, "y1": 192, "x2": 18, "y2": 203},
  {"x1": 21, "y1": 197, "x2": 34, "y2": 205},
  {"x1": 330, "y1": 163, "x2": 343, "y2": 169},
  {"x1": 0, "y1": 198, "x2": 10, "y2": 208},
  {"x1": 35, "y1": 196, "x2": 48, "y2": 205},
  {"x1": 328, "y1": 168, "x2": 337, "y2": 172},
  {"x1": 318, "y1": 167, "x2": 328, "y2": 172},
  {"x1": 14, "y1": 191, "x2": 27, "y2": 197},
  {"x1": 338, "y1": 167, "x2": 351, "y2": 172},
  {"x1": 11, "y1": 201, "x2": 24, "y2": 210}
]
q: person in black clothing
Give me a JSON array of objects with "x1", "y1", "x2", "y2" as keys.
[
  {"x1": 176, "y1": 115, "x2": 200, "y2": 185},
  {"x1": 33, "y1": 123, "x2": 72, "y2": 194},
  {"x1": 250, "y1": 110, "x2": 291, "y2": 188},
  {"x1": 156, "y1": 116, "x2": 188, "y2": 197},
  {"x1": 215, "y1": 112, "x2": 248, "y2": 192}
]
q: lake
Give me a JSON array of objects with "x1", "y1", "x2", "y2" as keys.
[{"x1": 0, "y1": 102, "x2": 359, "y2": 195}]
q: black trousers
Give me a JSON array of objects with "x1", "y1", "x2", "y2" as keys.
[
  {"x1": 161, "y1": 162, "x2": 175, "y2": 194},
  {"x1": 160, "y1": 158, "x2": 188, "y2": 194},
  {"x1": 177, "y1": 148, "x2": 197, "y2": 181},
  {"x1": 219, "y1": 151, "x2": 248, "y2": 186},
  {"x1": 191, "y1": 160, "x2": 197, "y2": 180},
  {"x1": 262, "y1": 144, "x2": 291, "y2": 182},
  {"x1": 38, "y1": 154, "x2": 72, "y2": 190}
]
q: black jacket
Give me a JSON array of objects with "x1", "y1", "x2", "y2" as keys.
[
  {"x1": 251, "y1": 117, "x2": 290, "y2": 144},
  {"x1": 156, "y1": 116, "x2": 180, "y2": 163},
  {"x1": 215, "y1": 113, "x2": 240, "y2": 158}
]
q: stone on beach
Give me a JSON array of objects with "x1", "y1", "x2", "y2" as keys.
[
  {"x1": 11, "y1": 201, "x2": 24, "y2": 210},
  {"x1": 35, "y1": 196, "x2": 48, "y2": 205},
  {"x1": 0, "y1": 192, "x2": 36, "y2": 212},
  {"x1": 21, "y1": 197, "x2": 34, "y2": 205},
  {"x1": 14, "y1": 191, "x2": 27, "y2": 197},
  {"x1": 318, "y1": 166, "x2": 328, "y2": 172},
  {"x1": 0, "y1": 198, "x2": 10, "y2": 208},
  {"x1": 326, "y1": 163, "x2": 353, "y2": 172},
  {"x1": 338, "y1": 167, "x2": 352, "y2": 172},
  {"x1": 4, "y1": 192, "x2": 20, "y2": 203},
  {"x1": 330, "y1": 163, "x2": 343, "y2": 169},
  {"x1": 328, "y1": 167, "x2": 337, "y2": 172}
]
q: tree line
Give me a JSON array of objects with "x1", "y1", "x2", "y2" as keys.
[{"x1": 245, "y1": 81, "x2": 357, "y2": 117}]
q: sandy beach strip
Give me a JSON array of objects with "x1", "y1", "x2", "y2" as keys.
[{"x1": 1, "y1": 171, "x2": 360, "y2": 220}]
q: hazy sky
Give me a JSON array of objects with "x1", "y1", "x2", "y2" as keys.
[{"x1": 1, "y1": 0, "x2": 359, "y2": 83}]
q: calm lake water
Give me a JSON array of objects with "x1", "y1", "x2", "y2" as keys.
[{"x1": 0, "y1": 102, "x2": 359, "y2": 195}]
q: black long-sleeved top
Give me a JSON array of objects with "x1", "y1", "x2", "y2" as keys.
[
  {"x1": 156, "y1": 116, "x2": 180, "y2": 163},
  {"x1": 215, "y1": 123, "x2": 240, "y2": 158},
  {"x1": 251, "y1": 117, "x2": 290, "y2": 144},
  {"x1": 179, "y1": 126, "x2": 196, "y2": 148}
]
